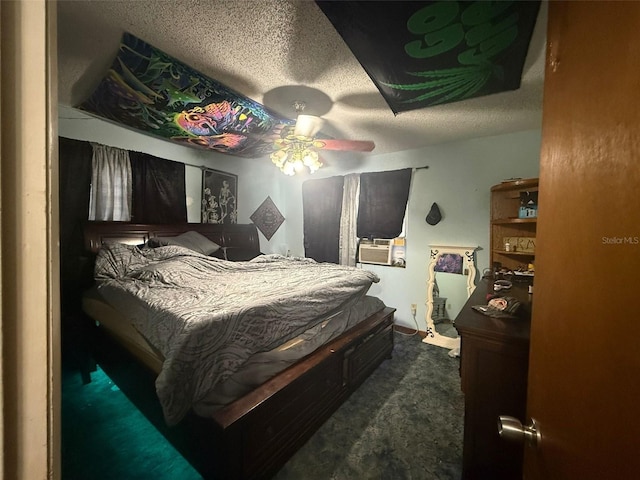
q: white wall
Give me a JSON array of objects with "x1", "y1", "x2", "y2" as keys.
[
  {"x1": 59, "y1": 106, "x2": 540, "y2": 329},
  {"x1": 272, "y1": 130, "x2": 541, "y2": 329}
]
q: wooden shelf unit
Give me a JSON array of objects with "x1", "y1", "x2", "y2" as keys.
[{"x1": 490, "y1": 178, "x2": 539, "y2": 271}]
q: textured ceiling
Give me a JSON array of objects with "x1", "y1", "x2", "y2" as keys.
[{"x1": 57, "y1": 0, "x2": 547, "y2": 163}]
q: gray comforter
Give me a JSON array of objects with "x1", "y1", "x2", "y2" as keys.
[{"x1": 94, "y1": 243, "x2": 380, "y2": 425}]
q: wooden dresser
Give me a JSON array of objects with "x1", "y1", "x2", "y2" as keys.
[{"x1": 455, "y1": 277, "x2": 532, "y2": 479}]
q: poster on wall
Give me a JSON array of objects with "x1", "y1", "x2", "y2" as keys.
[
  {"x1": 78, "y1": 32, "x2": 293, "y2": 157},
  {"x1": 201, "y1": 169, "x2": 237, "y2": 224},
  {"x1": 316, "y1": 1, "x2": 541, "y2": 113},
  {"x1": 250, "y1": 196, "x2": 285, "y2": 241}
]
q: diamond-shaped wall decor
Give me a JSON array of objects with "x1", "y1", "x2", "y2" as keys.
[{"x1": 250, "y1": 196, "x2": 285, "y2": 240}]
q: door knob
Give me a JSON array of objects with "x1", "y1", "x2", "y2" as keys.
[{"x1": 498, "y1": 416, "x2": 541, "y2": 447}]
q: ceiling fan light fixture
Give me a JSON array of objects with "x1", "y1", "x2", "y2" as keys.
[
  {"x1": 302, "y1": 149, "x2": 322, "y2": 173},
  {"x1": 294, "y1": 114, "x2": 324, "y2": 138},
  {"x1": 302, "y1": 149, "x2": 318, "y2": 165},
  {"x1": 293, "y1": 159, "x2": 305, "y2": 172},
  {"x1": 270, "y1": 139, "x2": 322, "y2": 176},
  {"x1": 271, "y1": 148, "x2": 288, "y2": 165},
  {"x1": 282, "y1": 161, "x2": 296, "y2": 176}
]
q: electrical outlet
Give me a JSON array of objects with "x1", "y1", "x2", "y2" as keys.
[{"x1": 410, "y1": 303, "x2": 417, "y2": 316}]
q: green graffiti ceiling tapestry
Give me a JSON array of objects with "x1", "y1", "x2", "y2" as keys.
[
  {"x1": 78, "y1": 33, "x2": 293, "y2": 158},
  {"x1": 316, "y1": 0, "x2": 541, "y2": 114}
]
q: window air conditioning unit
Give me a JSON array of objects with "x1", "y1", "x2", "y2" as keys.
[{"x1": 359, "y1": 239, "x2": 393, "y2": 265}]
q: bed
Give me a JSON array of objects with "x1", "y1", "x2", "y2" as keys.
[{"x1": 81, "y1": 221, "x2": 395, "y2": 479}]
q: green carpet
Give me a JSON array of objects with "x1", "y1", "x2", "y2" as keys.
[
  {"x1": 62, "y1": 332, "x2": 463, "y2": 479},
  {"x1": 61, "y1": 365, "x2": 202, "y2": 480}
]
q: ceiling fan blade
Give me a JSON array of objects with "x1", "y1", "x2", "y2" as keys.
[
  {"x1": 313, "y1": 138, "x2": 375, "y2": 152},
  {"x1": 294, "y1": 114, "x2": 324, "y2": 137}
]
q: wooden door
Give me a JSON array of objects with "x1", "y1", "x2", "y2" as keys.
[{"x1": 524, "y1": 2, "x2": 640, "y2": 478}]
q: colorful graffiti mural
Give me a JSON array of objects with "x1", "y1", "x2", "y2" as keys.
[{"x1": 78, "y1": 33, "x2": 293, "y2": 157}]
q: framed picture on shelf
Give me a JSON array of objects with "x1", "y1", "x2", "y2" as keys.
[{"x1": 202, "y1": 168, "x2": 237, "y2": 224}]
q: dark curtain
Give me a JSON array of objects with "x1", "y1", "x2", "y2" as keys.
[
  {"x1": 357, "y1": 168, "x2": 412, "y2": 239},
  {"x1": 302, "y1": 176, "x2": 345, "y2": 263},
  {"x1": 129, "y1": 151, "x2": 187, "y2": 223},
  {"x1": 58, "y1": 137, "x2": 93, "y2": 313}
]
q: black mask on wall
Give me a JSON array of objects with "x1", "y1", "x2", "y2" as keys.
[{"x1": 426, "y1": 202, "x2": 442, "y2": 225}]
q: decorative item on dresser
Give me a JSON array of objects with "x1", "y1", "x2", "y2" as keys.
[
  {"x1": 80, "y1": 221, "x2": 395, "y2": 479},
  {"x1": 455, "y1": 277, "x2": 532, "y2": 479}
]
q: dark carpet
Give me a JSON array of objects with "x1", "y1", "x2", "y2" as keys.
[{"x1": 62, "y1": 332, "x2": 464, "y2": 479}]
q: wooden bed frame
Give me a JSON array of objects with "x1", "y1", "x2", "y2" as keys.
[{"x1": 82, "y1": 221, "x2": 396, "y2": 479}]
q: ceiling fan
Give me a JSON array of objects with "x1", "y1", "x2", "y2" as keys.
[{"x1": 270, "y1": 100, "x2": 375, "y2": 176}]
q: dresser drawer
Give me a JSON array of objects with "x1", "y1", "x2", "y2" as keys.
[
  {"x1": 242, "y1": 355, "x2": 344, "y2": 477},
  {"x1": 343, "y1": 322, "x2": 393, "y2": 387}
]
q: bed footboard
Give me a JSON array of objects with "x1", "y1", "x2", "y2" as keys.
[{"x1": 187, "y1": 306, "x2": 395, "y2": 479}]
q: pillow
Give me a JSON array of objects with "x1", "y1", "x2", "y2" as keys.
[
  {"x1": 95, "y1": 242, "x2": 149, "y2": 279},
  {"x1": 148, "y1": 231, "x2": 221, "y2": 256}
]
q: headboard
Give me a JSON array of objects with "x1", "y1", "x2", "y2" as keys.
[{"x1": 83, "y1": 222, "x2": 261, "y2": 256}]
